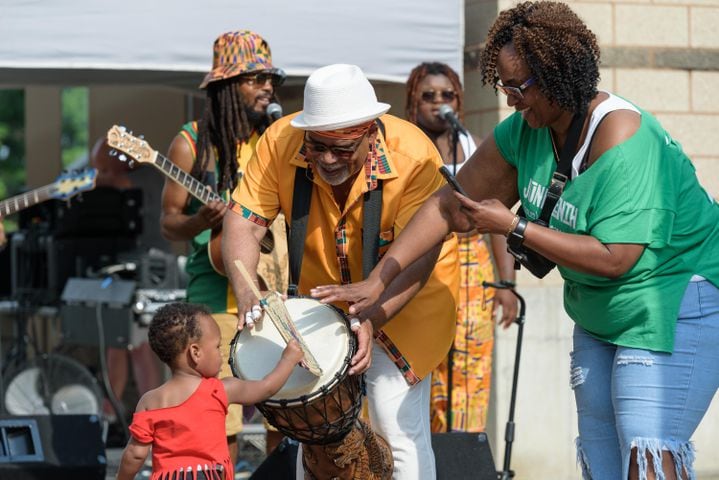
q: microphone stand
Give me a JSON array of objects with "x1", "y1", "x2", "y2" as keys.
[
  {"x1": 445, "y1": 123, "x2": 461, "y2": 431},
  {"x1": 482, "y1": 280, "x2": 526, "y2": 480}
]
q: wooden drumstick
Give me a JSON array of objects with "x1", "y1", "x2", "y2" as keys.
[
  {"x1": 233, "y1": 259, "x2": 264, "y2": 301},
  {"x1": 233, "y1": 259, "x2": 323, "y2": 376}
]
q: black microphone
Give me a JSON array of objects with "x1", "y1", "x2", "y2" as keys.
[
  {"x1": 267, "y1": 102, "x2": 283, "y2": 123},
  {"x1": 438, "y1": 104, "x2": 468, "y2": 136}
]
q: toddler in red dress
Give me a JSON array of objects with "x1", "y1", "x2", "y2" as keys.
[{"x1": 116, "y1": 302, "x2": 302, "y2": 480}]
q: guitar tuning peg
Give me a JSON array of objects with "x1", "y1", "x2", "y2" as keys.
[
  {"x1": 109, "y1": 149, "x2": 118, "y2": 157},
  {"x1": 138, "y1": 134, "x2": 145, "y2": 140},
  {"x1": 118, "y1": 154, "x2": 128, "y2": 162},
  {"x1": 128, "y1": 160, "x2": 136, "y2": 168},
  {"x1": 118, "y1": 125, "x2": 126, "y2": 132}
]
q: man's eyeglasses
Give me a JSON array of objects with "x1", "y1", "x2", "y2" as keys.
[
  {"x1": 240, "y1": 71, "x2": 285, "y2": 88},
  {"x1": 420, "y1": 90, "x2": 457, "y2": 103},
  {"x1": 304, "y1": 134, "x2": 366, "y2": 159},
  {"x1": 496, "y1": 77, "x2": 536, "y2": 100}
]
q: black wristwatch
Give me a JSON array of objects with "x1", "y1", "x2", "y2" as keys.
[{"x1": 507, "y1": 217, "x2": 528, "y2": 250}]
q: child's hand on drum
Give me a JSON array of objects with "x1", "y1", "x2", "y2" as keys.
[{"x1": 282, "y1": 339, "x2": 304, "y2": 365}]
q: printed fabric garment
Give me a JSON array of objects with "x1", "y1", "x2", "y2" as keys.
[
  {"x1": 431, "y1": 232, "x2": 495, "y2": 432},
  {"x1": 494, "y1": 91, "x2": 719, "y2": 352},
  {"x1": 129, "y1": 377, "x2": 233, "y2": 480},
  {"x1": 431, "y1": 131, "x2": 495, "y2": 432}
]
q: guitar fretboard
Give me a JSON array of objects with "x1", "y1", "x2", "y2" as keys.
[
  {"x1": 0, "y1": 187, "x2": 53, "y2": 216},
  {"x1": 153, "y1": 153, "x2": 224, "y2": 205}
]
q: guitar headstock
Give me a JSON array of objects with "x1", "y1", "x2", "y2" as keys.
[
  {"x1": 106, "y1": 125, "x2": 158, "y2": 165},
  {"x1": 50, "y1": 168, "x2": 98, "y2": 200}
]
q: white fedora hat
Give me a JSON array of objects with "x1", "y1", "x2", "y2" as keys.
[{"x1": 291, "y1": 64, "x2": 391, "y2": 131}]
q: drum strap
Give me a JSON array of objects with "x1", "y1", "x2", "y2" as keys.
[{"x1": 288, "y1": 119, "x2": 386, "y2": 296}]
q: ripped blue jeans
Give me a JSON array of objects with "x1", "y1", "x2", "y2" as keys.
[{"x1": 570, "y1": 280, "x2": 719, "y2": 480}]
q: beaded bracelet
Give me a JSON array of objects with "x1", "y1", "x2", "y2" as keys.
[{"x1": 505, "y1": 215, "x2": 520, "y2": 237}]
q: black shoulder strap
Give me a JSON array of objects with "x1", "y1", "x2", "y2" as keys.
[
  {"x1": 288, "y1": 168, "x2": 313, "y2": 296},
  {"x1": 362, "y1": 181, "x2": 383, "y2": 280},
  {"x1": 537, "y1": 112, "x2": 586, "y2": 223}
]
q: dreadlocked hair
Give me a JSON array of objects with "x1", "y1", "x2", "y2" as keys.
[
  {"x1": 148, "y1": 302, "x2": 209, "y2": 365},
  {"x1": 405, "y1": 62, "x2": 465, "y2": 124},
  {"x1": 480, "y1": 1, "x2": 600, "y2": 114},
  {"x1": 193, "y1": 78, "x2": 253, "y2": 193}
]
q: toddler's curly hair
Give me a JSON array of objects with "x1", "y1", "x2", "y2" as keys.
[{"x1": 148, "y1": 302, "x2": 209, "y2": 365}]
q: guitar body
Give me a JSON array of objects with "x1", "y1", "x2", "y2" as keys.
[
  {"x1": 207, "y1": 213, "x2": 288, "y2": 293},
  {"x1": 208, "y1": 227, "x2": 225, "y2": 275}
]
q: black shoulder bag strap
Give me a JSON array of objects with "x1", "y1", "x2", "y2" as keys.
[
  {"x1": 287, "y1": 118, "x2": 386, "y2": 295},
  {"x1": 533, "y1": 111, "x2": 587, "y2": 224},
  {"x1": 288, "y1": 167, "x2": 313, "y2": 297}
]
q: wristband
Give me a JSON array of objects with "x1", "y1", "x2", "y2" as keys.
[{"x1": 507, "y1": 217, "x2": 528, "y2": 250}]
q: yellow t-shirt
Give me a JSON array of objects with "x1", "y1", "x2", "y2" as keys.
[{"x1": 231, "y1": 113, "x2": 459, "y2": 382}]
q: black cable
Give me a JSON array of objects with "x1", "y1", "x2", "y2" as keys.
[{"x1": 96, "y1": 293, "x2": 130, "y2": 439}]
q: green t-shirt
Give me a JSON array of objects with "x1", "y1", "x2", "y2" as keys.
[{"x1": 494, "y1": 97, "x2": 719, "y2": 352}]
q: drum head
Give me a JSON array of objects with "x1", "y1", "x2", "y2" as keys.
[{"x1": 231, "y1": 297, "x2": 350, "y2": 401}]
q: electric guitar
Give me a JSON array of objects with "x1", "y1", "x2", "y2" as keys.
[
  {"x1": 0, "y1": 168, "x2": 98, "y2": 217},
  {"x1": 106, "y1": 125, "x2": 277, "y2": 279}
]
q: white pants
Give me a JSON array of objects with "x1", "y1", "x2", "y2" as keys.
[{"x1": 296, "y1": 343, "x2": 436, "y2": 479}]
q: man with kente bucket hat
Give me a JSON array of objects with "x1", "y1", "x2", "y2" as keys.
[
  {"x1": 161, "y1": 30, "x2": 288, "y2": 464},
  {"x1": 224, "y1": 63, "x2": 459, "y2": 479}
]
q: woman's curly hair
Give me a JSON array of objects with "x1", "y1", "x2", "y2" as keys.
[
  {"x1": 148, "y1": 302, "x2": 209, "y2": 365},
  {"x1": 405, "y1": 62, "x2": 465, "y2": 124},
  {"x1": 480, "y1": 1, "x2": 600, "y2": 113}
]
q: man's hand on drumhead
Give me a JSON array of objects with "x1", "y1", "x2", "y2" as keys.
[
  {"x1": 310, "y1": 278, "x2": 383, "y2": 316},
  {"x1": 349, "y1": 319, "x2": 373, "y2": 375}
]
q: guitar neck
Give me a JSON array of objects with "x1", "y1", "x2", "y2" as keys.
[
  {"x1": 152, "y1": 153, "x2": 224, "y2": 205},
  {"x1": 0, "y1": 185, "x2": 53, "y2": 216}
]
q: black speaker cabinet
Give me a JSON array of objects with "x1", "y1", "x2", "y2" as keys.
[
  {"x1": 250, "y1": 438, "x2": 298, "y2": 480},
  {"x1": 432, "y1": 432, "x2": 498, "y2": 480},
  {"x1": 0, "y1": 415, "x2": 106, "y2": 479}
]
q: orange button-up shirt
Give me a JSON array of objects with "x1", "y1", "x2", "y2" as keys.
[{"x1": 231, "y1": 113, "x2": 459, "y2": 382}]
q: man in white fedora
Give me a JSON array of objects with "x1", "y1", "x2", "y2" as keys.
[{"x1": 223, "y1": 63, "x2": 459, "y2": 479}]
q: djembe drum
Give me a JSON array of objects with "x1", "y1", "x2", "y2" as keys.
[{"x1": 229, "y1": 297, "x2": 393, "y2": 479}]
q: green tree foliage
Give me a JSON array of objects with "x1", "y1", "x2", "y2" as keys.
[{"x1": 61, "y1": 87, "x2": 88, "y2": 168}]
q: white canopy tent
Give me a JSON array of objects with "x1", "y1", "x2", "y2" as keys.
[{"x1": 0, "y1": 0, "x2": 464, "y2": 88}]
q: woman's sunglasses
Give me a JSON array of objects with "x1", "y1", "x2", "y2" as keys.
[{"x1": 420, "y1": 90, "x2": 457, "y2": 103}]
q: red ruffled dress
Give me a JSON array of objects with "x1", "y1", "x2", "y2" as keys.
[{"x1": 129, "y1": 377, "x2": 234, "y2": 480}]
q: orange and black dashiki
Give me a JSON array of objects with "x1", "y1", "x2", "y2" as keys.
[{"x1": 431, "y1": 233, "x2": 495, "y2": 432}]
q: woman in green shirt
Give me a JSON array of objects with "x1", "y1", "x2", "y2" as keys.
[{"x1": 312, "y1": 2, "x2": 719, "y2": 479}]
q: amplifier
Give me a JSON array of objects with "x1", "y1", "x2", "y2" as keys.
[{"x1": 60, "y1": 278, "x2": 136, "y2": 348}]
